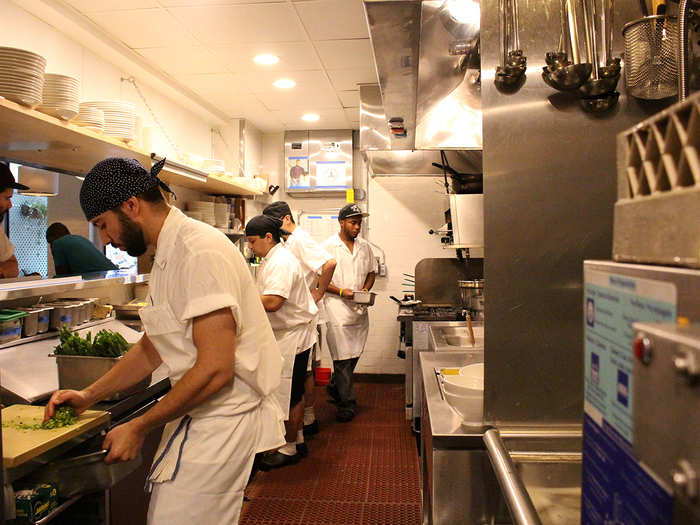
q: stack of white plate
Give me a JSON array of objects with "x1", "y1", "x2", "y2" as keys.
[
  {"x1": 37, "y1": 73, "x2": 80, "y2": 120},
  {"x1": 214, "y1": 203, "x2": 230, "y2": 228},
  {"x1": 74, "y1": 104, "x2": 105, "y2": 132},
  {"x1": 0, "y1": 46, "x2": 46, "y2": 108},
  {"x1": 184, "y1": 211, "x2": 203, "y2": 221},
  {"x1": 189, "y1": 201, "x2": 215, "y2": 225},
  {"x1": 81, "y1": 100, "x2": 136, "y2": 142}
]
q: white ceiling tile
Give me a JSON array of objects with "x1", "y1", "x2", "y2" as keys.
[
  {"x1": 241, "y1": 69, "x2": 330, "y2": 92},
  {"x1": 161, "y1": 0, "x2": 283, "y2": 5},
  {"x1": 315, "y1": 39, "x2": 373, "y2": 70},
  {"x1": 255, "y1": 85, "x2": 341, "y2": 111},
  {"x1": 213, "y1": 41, "x2": 321, "y2": 73},
  {"x1": 326, "y1": 69, "x2": 378, "y2": 91},
  {"x1": 344, "y1": 107, "x2": 359, "y2": 122},
  {"x1": 295, "y1": 0, "x2": 368, "y2": 40},
  {"x1": 168, "y1": 4, "x2": 305, "y2": 44},
  {"x1": 271, "y1": 108, "x2": 348, "y2": 129},
  {"x1": 338, "y1": 90, "x2": 360, "y2": 108},
  {"x1": 87, "y1": 9, "x2": 195, "y2": 49},
  {"x1": 136, "y1": 46, "x2": 227, "y2": 75},
  {"x1": 66, "y1": 0, "x2": 159, "y2": 12},
  {"x1": 175, "y1": 73, "x2": 252, "y2": 110}
]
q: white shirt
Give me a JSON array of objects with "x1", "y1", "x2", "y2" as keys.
[
  {"x1": 140, "y1": 207, "x2": 283, "y2": 419},
  {"x1": 0, "y1": 229, "x2": 15, "y2": 263},
  {"x1": 285, "y1": 226, "x2": 332, "y2": 289},
  {"x1": 257, "y1": 243, "x2": 318, "y2": 333},
  {"x1": 322, "y1": 233, "x2": 376, "y2": 326}
]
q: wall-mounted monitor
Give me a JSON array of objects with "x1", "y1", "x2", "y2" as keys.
[{"x1": 284, "y1": 130, "x2": 353, "y2": 194}]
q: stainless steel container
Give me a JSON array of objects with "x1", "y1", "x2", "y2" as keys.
[
  {"x1": 52, "y1": 354, "x2": 151, "y2": 400},
  {"x1": 15, "y1": 307, "x2": 39, "y2": 337},
  {"x1": 458, "y1": 279, "x2": 485, "y2": 319},
  {"x1": 40, "y1": 303, "x2": 77, "y2": 329}
]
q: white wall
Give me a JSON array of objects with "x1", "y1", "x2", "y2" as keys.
[{"x1": 1, "y1": 0, "x2": 213, "y2": 162}]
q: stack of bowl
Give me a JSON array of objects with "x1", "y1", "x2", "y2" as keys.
[
  {"x1": 443, "y1": 363, "x2": 484, "y2": 425},
  {"x1": 37, "y1": 73, "x2": 80, "y2": 120},
  {"x1": 214, "y1": 203, "x2": 230, "y2": 228}
]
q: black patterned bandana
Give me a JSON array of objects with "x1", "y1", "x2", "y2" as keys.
[{"x1": 79, "y1": 157, "x2": 174, "y2": 220}]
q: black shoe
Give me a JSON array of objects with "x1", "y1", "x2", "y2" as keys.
[
  {"x1": 336, "y1": 408, "x2": 355, "y2": 422},
  {"x1": 258, "y1": 451, "x2": 301, "y2": 471},
  {"x1": 303, "y1": 420, "x2": 319, "y2": 436},
  {"x1": 296, "y1": 442, "x2": 308, "y2": 458},
  {"x1": 326, "y1": 385, "x2": 340, "y2": 403}
]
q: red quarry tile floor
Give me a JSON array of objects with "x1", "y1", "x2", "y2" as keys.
[{"x1": 241, "y1": 383, "x2": 421, "y2": 525}]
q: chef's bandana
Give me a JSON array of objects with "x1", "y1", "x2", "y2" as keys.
[
  {"x1": 245, "y1": 215, "x2": 285, "y2": 238},
  {"x1": 79, "y1": 157, "x2": 174, "y2": 221}
]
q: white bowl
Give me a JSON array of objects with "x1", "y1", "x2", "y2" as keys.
[
  {"x1": 444, "y1": 390, "x2": 483, "y2": 425},
  {"x1": 444, "y1": 363, "x2": 484, "y2": 396}
]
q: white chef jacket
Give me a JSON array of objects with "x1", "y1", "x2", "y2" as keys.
[
  {"x1": 257, "y1": 244, "x2": 318, "y2": 334},
  {"x1": 139, "y1": 207, "x2": 284, "y2": 524},
  {"x1": 322, "y1": 233, "x2": 376, "y2": 360},
  {"x1": 0, "y1": 229, "x2": 15, "y2": 263}
]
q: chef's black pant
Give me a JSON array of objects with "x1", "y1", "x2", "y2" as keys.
[{"x1": 331, "y1": 356, "x2": 360, "y2": 409}]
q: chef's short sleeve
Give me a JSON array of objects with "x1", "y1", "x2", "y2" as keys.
[
  {"x1": 261, "y1": 256, "x2": 293, "y2": 299},
  {"x1": 0, "y1": 230, "x2": 15, "y2": 262},
  {"x1": 173, "y1": 249, "x2": 243, "y2": 329},
  {"x1": 288, "y1": 233, "x2": 332, "y2": 275}
]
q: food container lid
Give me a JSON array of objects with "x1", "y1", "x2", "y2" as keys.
[{"x1": 0, "y1": 309, "x2": 28, "y2": 321}]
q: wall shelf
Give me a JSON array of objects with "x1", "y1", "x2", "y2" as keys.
[{"x1": 0, "y1": 97, "x2": 263, "y2": 197}]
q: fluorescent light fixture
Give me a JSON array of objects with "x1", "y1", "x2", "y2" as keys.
[
  {"x1": 253, "y1": 54, "x2": 279, "y2": 66},
  {"x1": 18, "y1": 166, "x2": 59, "y2": 196},
  {"x1": 273, "y1": 78, "x2": 296, "y2": 89},
  {"x1": 302, "y1": 113, "x2": 320, "y2": 122}
]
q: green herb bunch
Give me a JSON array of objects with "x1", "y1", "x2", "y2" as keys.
[{"x1": 54, "y1": 327, "x2": 129, "y2": 357}]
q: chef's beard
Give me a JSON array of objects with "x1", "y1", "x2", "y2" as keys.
[{"x1": 115, "y1": 210, "x2": 147, "y2": 257}]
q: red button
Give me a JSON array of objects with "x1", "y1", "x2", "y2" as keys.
[{"x1": 634, "y1": 338, "x2": 645, "y2": 361}]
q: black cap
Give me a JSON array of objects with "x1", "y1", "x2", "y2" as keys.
[
  {"x1": 245, "y1": 215, "x2": 284, "y2": 237},
  {"x1": 338, "y1": 203, "x2": 369, "y2": 220},
  {"x1": 263, "y1": 201, "x2": 292, "y2": 220},
  {"x1": 0, "y1": 163, "x2": 29, "y2": 191}
]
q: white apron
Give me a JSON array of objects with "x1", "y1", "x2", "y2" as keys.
[
  {"x1": 271, "y1": 323, "x2": 306, "y2": 419},
  {"x1": 324, "y1": 295, "x2": 370, "y2": 361},
  {"x1": 139, "y1": 304, "x2": 284, "y2": 525}
]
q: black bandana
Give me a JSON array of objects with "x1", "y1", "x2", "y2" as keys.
[
  {"x1": 245, "y1": 215, "x2": 284, "y2": 237},
  {"x1": 79, "y1": 157, "x2": 175, "y2": 220}
]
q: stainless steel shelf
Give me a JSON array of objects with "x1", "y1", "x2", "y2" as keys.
[
  {"x1": 0, "y1": 316, "x2": 116, "y2": 351},
  {"x1": 0, "y1": 272, "x2": 149, "y2": 301}
]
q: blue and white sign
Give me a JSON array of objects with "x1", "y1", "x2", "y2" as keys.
[{"x1": 581, "y1": 269, "x2": 676, "y2": 525}]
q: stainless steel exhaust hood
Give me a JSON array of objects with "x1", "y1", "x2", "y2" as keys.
[{"x1": 363, "y1": 0, "x2": 482, "y2": 152}]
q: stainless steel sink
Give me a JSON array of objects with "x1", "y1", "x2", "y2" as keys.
[{"x1": 428, "y1": 321, "x2": 484, "y2": 352}]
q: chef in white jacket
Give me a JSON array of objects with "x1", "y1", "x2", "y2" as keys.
[
  {"x1": 246, "y1": 214, "x2": 318, "y2": 469},
  {"x1": 45, "y1": 158, "x2": 285, "y2": 525},
  {"x1": 322, "y1": 203, "x2": 376, "y2": 422},
  {"x1": 262, "y1": 201, "x2": 336, "y2": 445}
]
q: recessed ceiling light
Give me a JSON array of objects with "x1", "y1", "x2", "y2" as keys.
[
  {"x1": 273, "y1": 78, "x2": 296, "y2": 89},
  {"x1": 253, "y1": 54, "x2": 279, "y2": 66},
  {"x1": 302, "y1": 113, "x2": 320, "y2": 122}
]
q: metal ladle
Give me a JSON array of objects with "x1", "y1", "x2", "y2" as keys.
[
  {"x1": 579, "y1": 0, "x2": 619, "y2": 111},
  {"x1": 545, "y1": 0, "x2": 592, "y2": 91},
  {"x1": 546, "y1": 0, "x2": 572, "y2": 69},
  {"x1": 495, "y1": 0, "x2": 527, "y2": 90}
]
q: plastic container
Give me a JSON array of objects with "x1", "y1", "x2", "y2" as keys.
[
  {"x1": 314, "y1": 367, "x2": 331, "y2": 386},
  {"x1": 0, "y1": 309, "x2": 27, "y2": 344},
  {"x1": 15, "y1": 308, "x2": 39, "y2": 337}
]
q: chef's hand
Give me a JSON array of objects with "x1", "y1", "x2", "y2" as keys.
[
  {"x1": 341, "y1": 290, "x2": 354, "y2": 300},
  {"x1": 311, "y1": 288, "x2": 324, "y2": 303},
  {"x1": 44, "y1": 389, "x2": 91, "y2": 420},
  {"x1": 102, "y1": 419, "x2": 145, "y2": 464}
]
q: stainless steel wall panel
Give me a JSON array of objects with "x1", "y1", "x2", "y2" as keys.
[{"x1": 480, "y1": 0, "x2": 671, "y2": 427}]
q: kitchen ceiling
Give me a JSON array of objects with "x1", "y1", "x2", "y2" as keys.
[{"x1": 63, "y1": 0, "x2": 377, "y2": 132}]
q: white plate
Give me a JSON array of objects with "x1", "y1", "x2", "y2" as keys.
[{"x1": 37, "y1": 106, "x2": 78, "y2": 120}]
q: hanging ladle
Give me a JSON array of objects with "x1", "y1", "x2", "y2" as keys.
[
  {"x1": 579, "y1": 0, "x2": 619, "y2": 111},
  {"x1": 545, "y1": 0, "x2": 592, "y2": 91},
  {"x1": 495, "y1": 0, "x2": 527, "y2": 90},
  {"x1": 545, "y1": 0, "x2": 572, "y2": 69}
]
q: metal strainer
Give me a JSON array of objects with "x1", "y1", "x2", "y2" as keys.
[{"x1": 622, "y1": 15, "x2": 678, "y2": 99}]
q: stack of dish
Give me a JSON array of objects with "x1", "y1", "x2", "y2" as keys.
[
  {"x1": 443, "y1": 363, "x2": 484, "y2": 425},
  {"x1": 37, "y1": 73, "x2": 80, "y2": 120},
  {"x1": 81, "y1": 101, "x2": 136, "y2": 142},
  {"x1": 0, "y1": 46, "x2": 46, "y2": 108},
  {"x1": 188, "y1": 201, "x2": 215, "y2": 225},
  {"x1": 74, "y1": 104, "x2": 105, "y2": 132},
  {"x1": 184, "y1": 211, "x2": 203, "y2": 221},
  {"x1": 214, "y1": 203, "x2": 230, "y2": 228}
]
